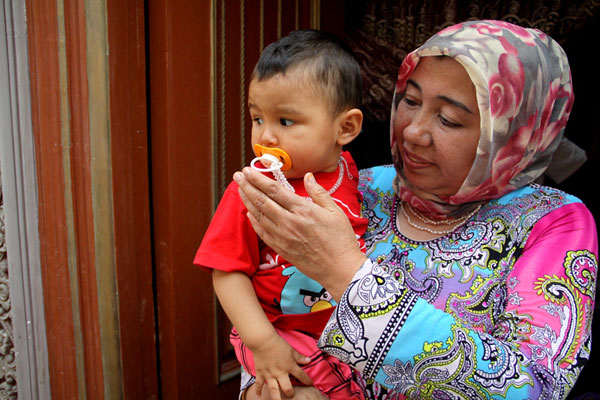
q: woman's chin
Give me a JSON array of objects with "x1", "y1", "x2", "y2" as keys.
[{"x1": 407, "y1": 180, "x2": 460, "y2": 198}]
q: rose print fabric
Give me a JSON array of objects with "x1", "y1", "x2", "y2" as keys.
[
  {"x1": 319, "y1": 166, "x2": 597, "y2": 399},
  {"x1": 390, "y1": 20, "x2": 574, "y2": 218}
]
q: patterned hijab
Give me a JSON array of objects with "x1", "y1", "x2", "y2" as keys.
[{"x1": 391, "y1": 20, "x2": 574, "y2": 218}]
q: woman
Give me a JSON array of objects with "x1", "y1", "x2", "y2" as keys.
[{"x1": 234, "y1": 20, "x2": 597, "y2": 399}]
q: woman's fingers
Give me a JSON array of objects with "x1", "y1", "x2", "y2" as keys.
[
  {"x1": 235, "y1": 167, "x2": 301, "y2": 215},
  {"x1": 236, "y1": 188, "x2": 282, "y2": 250},
  {"x1": 234, "y1": 171, "x2": 271, "y2": 217},
  {"x1": 302, "y1": 173, "x2": 337, "y2": 210},
  {"x1": 234, "y1": 166, "x2": 366, "y2": 300},
  {"x1": 235, "y1": 168, "x2": 315, "y2": 248}
]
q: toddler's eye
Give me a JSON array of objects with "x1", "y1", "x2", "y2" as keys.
[
  {"x1": 280, "y1": 118, "x2": 294, "y2": 127},
  {"x1": 253, "y1": 117, "x2": 264, "y2": 125}
]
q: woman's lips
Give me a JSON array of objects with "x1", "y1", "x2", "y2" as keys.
[{"x1": 403, "y1": 150, "x2": 433, "y2": 169}]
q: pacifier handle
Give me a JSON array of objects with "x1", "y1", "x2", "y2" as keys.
[
  {"x1": 253, "y1": 144, "x2": 292, "y2": 171},
  {"x1": 250, "y1": 153, "x2": 284, "y2": 172}
]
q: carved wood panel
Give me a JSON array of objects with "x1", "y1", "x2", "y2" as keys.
[{"x1": 0, "y1": 170, "x2": 17, "y2": 400}]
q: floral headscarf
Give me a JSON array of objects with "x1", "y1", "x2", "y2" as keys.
[{"x1": 391, "y1": 20, "x2": 574, "y2": 218}]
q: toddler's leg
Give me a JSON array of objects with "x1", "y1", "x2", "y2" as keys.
[{"x1": 244, "y1": 383, "x2": 327, "y2": 400}]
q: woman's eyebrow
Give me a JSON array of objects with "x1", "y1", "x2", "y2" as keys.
[
  {"x1": 407, "y1": 79, "x2": 421, "y2": 91},
  {"x1": 408, "y1": 79, "x2": 474, "y2": 114},
  {"x1": 438, "y1": 95, "x2": 474, "y2": 114}
]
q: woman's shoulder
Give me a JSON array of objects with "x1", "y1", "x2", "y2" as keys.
[
  {"x1": 483, "y1": 183, "x2": 592, "y2": 229},
  {"x1": 495, "y1": 183, "x2": 583, "y2": 207},
  {"x1": 358, "y1": 165, "x2": 396, "y2": 194}
]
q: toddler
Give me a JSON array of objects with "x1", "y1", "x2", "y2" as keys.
[{"x1": 195, "y1": 30, "x2": 367, "y2": 400}]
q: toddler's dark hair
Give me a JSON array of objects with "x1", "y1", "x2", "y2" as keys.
[{"x1": 252, "y1": 30, "x2": 362, "y2": 117}]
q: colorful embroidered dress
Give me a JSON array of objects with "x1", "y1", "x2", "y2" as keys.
[{"x1": 319, "y1": 165, "x2": 596, "y2": 399}]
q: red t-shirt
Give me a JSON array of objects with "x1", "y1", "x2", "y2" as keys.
[{"x1": 194, "y1": 151, "x2": 367, "y2": 335}]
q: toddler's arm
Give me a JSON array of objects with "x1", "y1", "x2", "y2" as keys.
[{"x1": 212, "y1": 270, "x2": 313, "y2": 400}]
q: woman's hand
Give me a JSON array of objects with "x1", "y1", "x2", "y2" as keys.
[{"x1": 234, "y1": 168, "x2": 366, "y2": 301}]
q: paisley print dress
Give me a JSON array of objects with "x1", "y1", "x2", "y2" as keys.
[{"x1": 318, "y1": 166, "x2": 597, "y2": 399}]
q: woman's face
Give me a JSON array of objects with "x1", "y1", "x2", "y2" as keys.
[{"x1": 394, "y1": 56, "x2": 480, "y2": 197}]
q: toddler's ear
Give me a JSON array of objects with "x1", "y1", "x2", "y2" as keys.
[{"x1": 336, "y1": 108, "x2": 363, "y2": 146}]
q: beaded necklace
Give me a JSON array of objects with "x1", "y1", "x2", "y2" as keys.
[
  {"x1": 273, "y1": 157, "x2": 346, "y2": 195},
  {"x1": 399, "y1": 201, "x2": 482, "y2": 235},
  {"x1": 251, "y1": 153, "x2": 347, "y2": 196}
]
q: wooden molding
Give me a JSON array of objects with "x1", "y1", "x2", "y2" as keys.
[
  {"x1": 25, "y1": 0, "x2": 81, "y2": 397},
  {"x1": 0, "y1": 1, "x2": 50, "y2": 397},
  {"x1": 62, "y1": 0, "x2": 106, "y2": 396},
  {"x1": 106, "y1": 0, "x2": 159, "y2": 397}
]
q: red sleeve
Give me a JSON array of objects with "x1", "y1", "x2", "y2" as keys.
[{"x1": 193, "y1": 181, "x2": 259, "y2": 275}]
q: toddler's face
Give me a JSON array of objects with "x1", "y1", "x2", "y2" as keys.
[{"x1": 248, "y1": 72, "x2": 343, "y2": 179}]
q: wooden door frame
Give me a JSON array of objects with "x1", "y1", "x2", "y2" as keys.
[{"x1": 25, "y1": 0, "x2": 157, "y2": 397}]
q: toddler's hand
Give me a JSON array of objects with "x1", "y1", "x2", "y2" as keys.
[{"x1": 252, "y1": 334, "x2": 313, "y2": 400}]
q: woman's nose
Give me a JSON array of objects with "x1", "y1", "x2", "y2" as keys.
[{"x1": 401, "y1": 112, "x2": 432, "y2": 146}]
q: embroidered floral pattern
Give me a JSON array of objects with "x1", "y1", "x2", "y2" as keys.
[
  {"x1": 383, "y1": 326, "x2": 484, "y2": 399},
  {"x1": 563, "y1": 250, "x2": 597, "y2": 298}
]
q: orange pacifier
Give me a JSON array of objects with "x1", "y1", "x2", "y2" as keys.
[{"x1": 251, "y1": 144, "x2": 292, "y2": 172}]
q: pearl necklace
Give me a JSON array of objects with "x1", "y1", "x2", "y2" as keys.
[
  {"x1": 407, "y1": 203, "x2": 482, "y2": 226},
  {"x1": 399, "y1": 201, "x2": 482, "y2": 235},
  {"x1": 272, "y1": 157, "x2": 347, "y2": 195}
]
